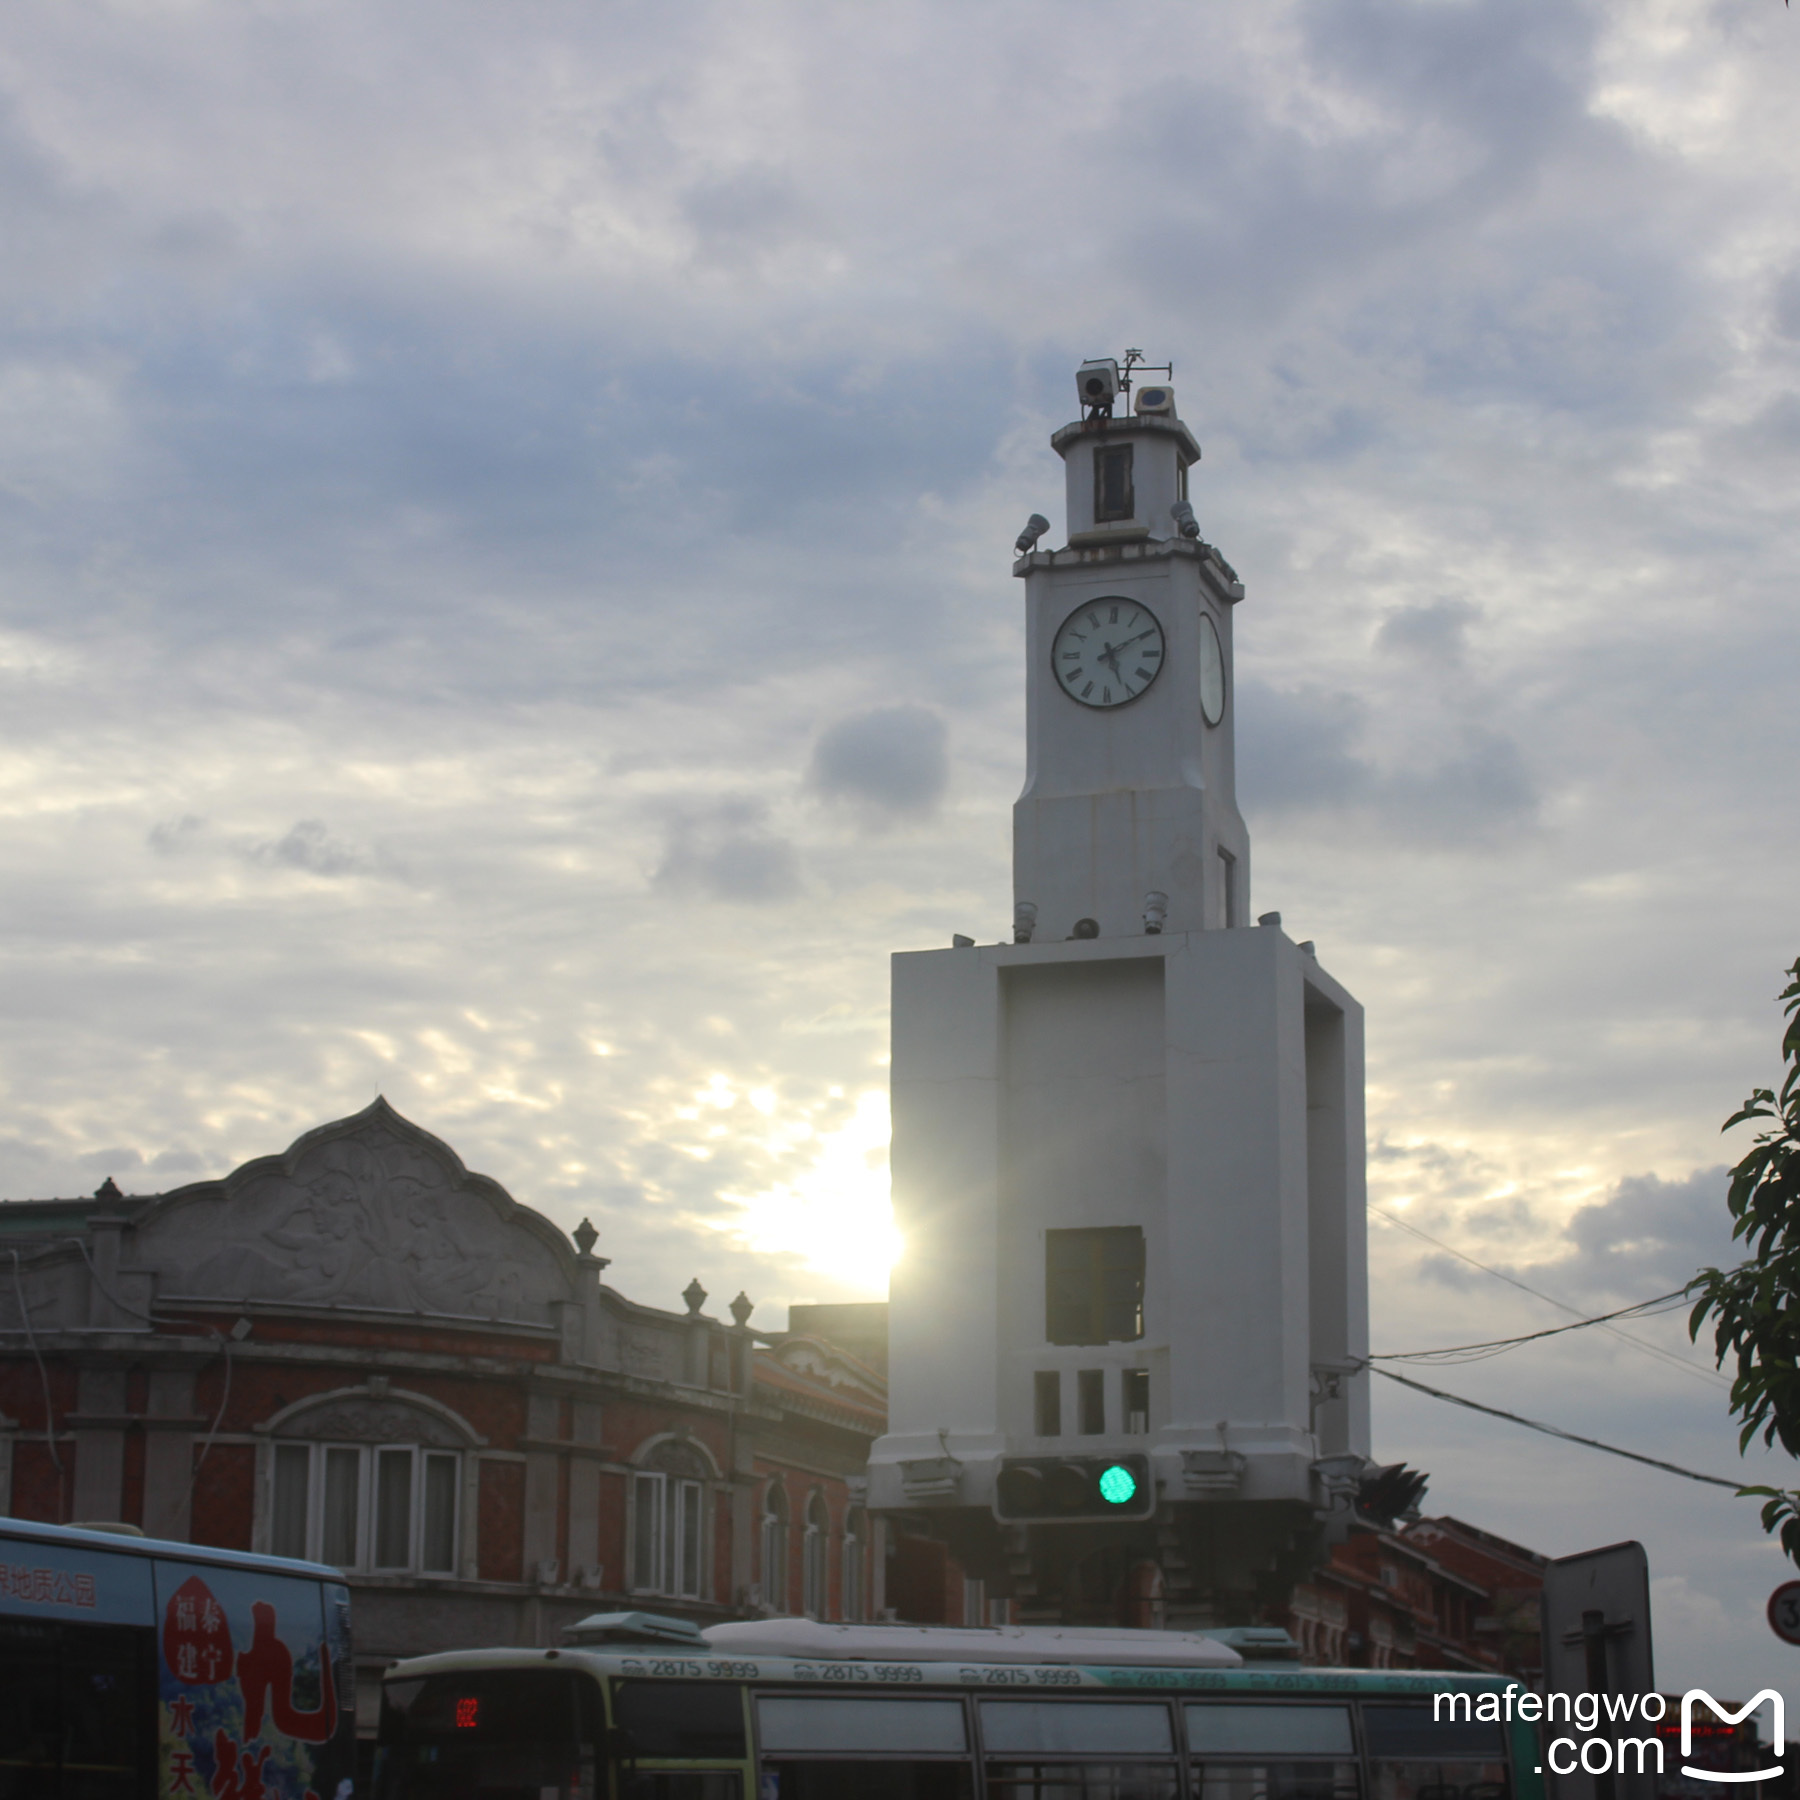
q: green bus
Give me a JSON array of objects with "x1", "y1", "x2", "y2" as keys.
[{"x1": 372, "y1": 1614, "x2": 1541, "y2": 1800}]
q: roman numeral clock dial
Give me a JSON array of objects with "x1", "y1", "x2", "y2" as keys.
[{"x1": 1052, "y1": 598, "x2": 1165, "y2": 708}]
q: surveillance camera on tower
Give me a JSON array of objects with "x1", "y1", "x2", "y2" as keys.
[
  {"x1": 1076, "y1": 359, "x2": 1120, "y2": 417},
  {"x1": 1133, "y1": 384, "x2": 1176, "y2": 417}
]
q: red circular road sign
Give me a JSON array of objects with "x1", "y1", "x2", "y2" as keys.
[{"x1": 1768, "y1": 1580, "x2": 1800, "y2": 1645}]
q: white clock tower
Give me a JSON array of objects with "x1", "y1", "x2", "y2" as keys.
[{"x1": 866, "y1": 359, "x2": 1377, "y2": 1629}]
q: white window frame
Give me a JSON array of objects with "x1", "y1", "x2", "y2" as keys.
[
  {"x1": 760, "y1": 1482, "x2": 788, "y2": 1612},
  {"x1": 801, "y1": 1493, "x2": 829, "y2": 1620},
  {"x1": 629, "y1": 1469, "x2": 705, "y2": 1600},
  {"x1": 841, "y1": 1508, "x2": 864, "y2": 1623},
  {"x1": 270, "y1": 1441, "x2": 460, "y2": 1575}
]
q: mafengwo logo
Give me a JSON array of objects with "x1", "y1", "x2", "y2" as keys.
[
  {"x1": 1433, "y1": 1688, "x2": 1783, "y2": 1782},
  {"x1": 1681, "y1": 1691, "x2": 1784, "y2": 1784}
]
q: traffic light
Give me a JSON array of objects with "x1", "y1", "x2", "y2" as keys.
[{"x1": 994, "y1": 1456, "x2": 1154, "y2": 1523}]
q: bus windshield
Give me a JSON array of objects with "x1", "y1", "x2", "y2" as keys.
[{"x1": 374, "y1": 1668, "x2": 602, "y2": 1800}]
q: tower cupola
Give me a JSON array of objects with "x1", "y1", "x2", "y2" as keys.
[
  {"x1": 1055, "y1": 356, "x2": 1203, "y2": 551},
  {"x1": 1010, "y1": 353, "x2": 1249, "y2": 942}
]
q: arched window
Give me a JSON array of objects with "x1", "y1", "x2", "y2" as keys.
[
  {"x1": 266, "y1": 1389, "x2": 467, "y2": 1576},
  {"x1": 801, "y1": 1491, "x2": 830, "y2": 1619},
  {"x1": 760, "y1": 1479, "x2": 789, "y2": 1612},
  {"x1": 842, "y1": 1506, "x2": 865, "y2": 1623},
  {"x1": 630, "y1": 1439, "x2": 711, "y2": 1600}
]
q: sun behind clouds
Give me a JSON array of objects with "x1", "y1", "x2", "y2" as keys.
[{"x1": 721, "y1": 1087, "x2": 900, "y2": 1296}]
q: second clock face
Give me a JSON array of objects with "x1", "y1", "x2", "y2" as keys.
[{"x1": 1052, "y1": 598, "x2": 1165, "y2": 709}]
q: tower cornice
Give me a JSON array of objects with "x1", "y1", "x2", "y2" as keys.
[
  {"x1": 1048, "y1": 412, "x2": 1203, "y2": 466},
  {"x1": 1012, "y1": 535, "x2": 1245, "y2": 604}
]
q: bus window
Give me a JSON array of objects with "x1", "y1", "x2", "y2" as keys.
[
  {"x1": 373, "y1": 1668, "x2": 602, "y2": 1800},
  {"x1": 1195, "y1": 1766, "x2": 1361, "y2": 1800},
  {"x1": 617, "y1": 1778, "x2": 740, "y2": 1800},
  {"x1": 0, "y1": 1617, "x2": 150, "y2": 1800},
  {"x1": 756, "y1": 1696, "x2": 973, "y2": 1800},
  {"x1": 1369, "y1": 1767, "x2": 1507, "y2": 1800},
  {"x1": 982, "y1": 1701, "x2": 1174, "y2": 1755},
  {"x1": 980, "y1": 1698, "x2": 1177, "y2": 1800},
  {"x1": 757, "y1": 1769, "x2": 971, "y2": 1800},
  {"x1": 1186, "y1": 1703, "x2": 1360, "y2": 1800},
  {"x1": 1362, "y1": 1704, "x2": 1508, "y2": 1800},
  {"x1": 757, "y1": 1697, "x2": 967, "y2": 1754},
  {"x1": 0, "y1": 1618, "x2": 61, "y2": 1792},
  {"x1": 613, "y1": 1679, "x2": 746, "y2": 1758},
  {"x1": 1185, "y1": 1706, "x2": 1354, "y2": 1757}
]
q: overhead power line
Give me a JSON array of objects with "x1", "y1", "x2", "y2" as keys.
[
  {"x1": 1371, "y1": 1205, "x2": 1727, "y2": 1390},
  {"x1": 1369, "y1": 1365, "x2": 1745, "y2": 1491},
  {"x1": 1372, "y1": 1290, "x2": 1690, "y2": 1365}
]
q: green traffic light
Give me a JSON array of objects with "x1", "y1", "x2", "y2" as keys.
[{"x1": 1098, "y1": 1463, "x2": 1138, "y2": 1506}]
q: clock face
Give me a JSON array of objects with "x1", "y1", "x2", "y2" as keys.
[
  {"x1": 1052, "y1": 598, "x2": 1165, "y2": 709},
  {"x1": 1199, "y1": 611, "x2": 1225, "y2": 726}
]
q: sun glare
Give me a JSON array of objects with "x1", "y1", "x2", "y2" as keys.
[{"x1": 724, "y1": 1089, "x2": 900, "y2": 1294}]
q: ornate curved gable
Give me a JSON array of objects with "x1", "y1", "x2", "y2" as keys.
[{"x1": 137, "y1": 1097, "x2": 577, "y2": 1324}]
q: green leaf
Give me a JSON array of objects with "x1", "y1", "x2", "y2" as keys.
[{"x1": 1690, "y1": 959, "x2": 1800, "y2": 1566}]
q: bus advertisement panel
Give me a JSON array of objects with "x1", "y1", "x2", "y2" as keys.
[
  {"x1": 155, "y1": 1556, "x2": 354, "y2": 1800},
  {"x1": 0, "y1": 1519, "x2": 354, "y2": 1800}
]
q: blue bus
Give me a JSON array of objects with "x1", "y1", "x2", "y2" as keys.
[
  {"x1": 0, "y1": 1515, "x2": 355, "y2": 1800},
  {"x1": 373, "y1": 1614, "x2": 1541, "y2": 1800}
]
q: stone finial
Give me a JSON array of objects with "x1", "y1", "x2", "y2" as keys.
[
  {"x1": 729, "y1": 1291, "x2": 754, "y2": 1327},
  {"x1": 94, "y1": 1176, "x2": 124, "y2": 1204},
  {"x1": 682, "y1": 1277, "x2": 708, "y2": 1316},
  {"x1": 572, "y1": 1217, "x2": 599, "y2": 1256}
]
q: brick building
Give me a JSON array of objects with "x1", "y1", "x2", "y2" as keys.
[
  {"x1": 0, "y1": 1098, "x2": 886, "y2": 1733},
  {"x1": 1288, "y1": 1514, "x2": 1546, "y2": 1674}
]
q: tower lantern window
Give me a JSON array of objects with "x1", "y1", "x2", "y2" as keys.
[
  {"x1": 1094, "y1": 445, "x2": 1135, "y2": 523},
  {"x1": 1046, "y1": 1226, "x2": 1146, "y2": 1345}
]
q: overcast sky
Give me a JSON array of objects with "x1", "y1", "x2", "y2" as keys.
[{"x1": 2, "y1": 0, "x2": 1798, "y2": 1695}]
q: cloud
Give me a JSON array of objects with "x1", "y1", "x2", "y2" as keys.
[
  {"x1": 1381, "y1": 728, "x2": 1537, "y2": 844},
  {"x1": 1381, "y1": 1163, "x2": 1738, "y2": 1315},
  {"x1": 76, "y1": 1145, "x2": 143, "y2": 1176},
  {"x1": 148, "y1": 814, "x2": 208, "y2": 855},
  {"x1": 1235, "y1": 681, "x2": 1367, "y2": 813},
  {"x1": 1237, "y1": 681, "x2": 1536, "y2": 843},
  {"x1": 1534, "y1": 1166, "x2": 1737, "y2": 1299},
  {"x1": 152, "y1": 815, "x2": 396, "y2": 881},
  {"x1": 1374, "y1": 599, "x2": 1480, "y2": 666},
  {"x1": 1769, "y1": 263, "x2": 1800, "y2": 340},
  {"x1": 246, "y1": 819, "x2": 375, "y2": 879},
  {"x1": 653, "y1": 800, "x2": 802, "y2": 904},
  {"x1": 808, "y1": 705, "x2": 949, "y2": 827},
  {"x1": 680, "y1": 166, "x2": 816, "y2": 272}
]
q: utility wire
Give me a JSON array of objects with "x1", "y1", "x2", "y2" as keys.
[
  {"x1": 63, "y1": 1237, "x2": 159, "y2": 1325},
  {"x1": 1372, "y1": 1290, "x2": 1690, "y2": 1365},
  {"x1": 1371, "y1": 1205, "x2": 1727, "y2": 1390},
  {"x1": 11, "y1": 1250, "x2": 66, "y2": 1520},
  {"x1": 1370, "y1": 1364, "x2": 1745, "y2": 1491}
]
